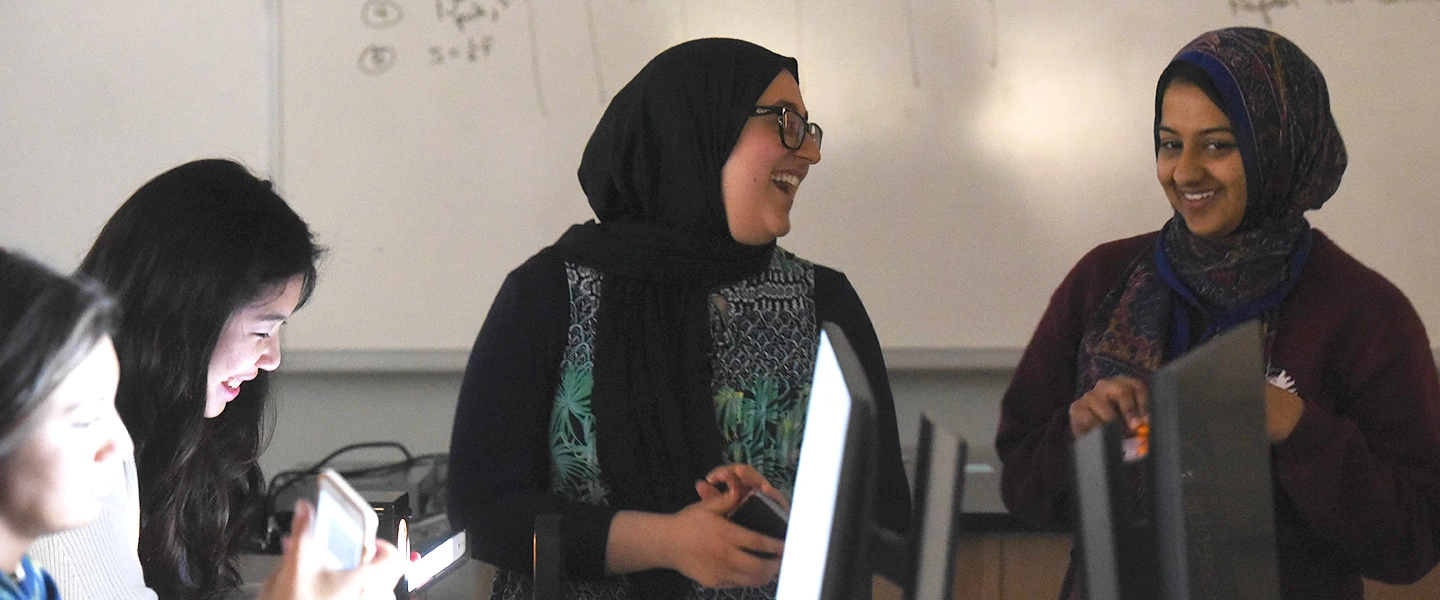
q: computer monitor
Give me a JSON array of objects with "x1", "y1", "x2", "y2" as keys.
[
  {"x1": 1073, "y1": 419, "x2": 1159, "y2": 600},
  {"x1": 905, "y1": 413, "x2": 968, "y2": 600},
  {"x1": 1073, "y1": 320, "x2": 1280, "y2": 600},
  {"x1": 775, "y1": 322, "x2": 878, "y2": 600},
  {"x1": 1148, "y1": 320, "x2": 1279, "y2": 599}
]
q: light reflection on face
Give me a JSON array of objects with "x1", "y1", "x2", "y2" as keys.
[{"x1": 204, "y1": 275, "x2": 304, "y2": 418}]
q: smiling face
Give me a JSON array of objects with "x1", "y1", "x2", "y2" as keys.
[
  {"x1": 204, "y1": 275, "x2": 304, "y2": 418},
  {"x1": 721, "y1": 70, "x2": 822, "y2": 246},
  {"x1": 1156, "y1": 81, "x2": 1248, "y2": 239},
  {"x1": 0, "y1": 337, "x2": 129, "y2": 542}
]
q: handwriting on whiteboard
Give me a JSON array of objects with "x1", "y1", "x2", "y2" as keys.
[
  {"x1": 1230, "y1": 0, "x2": 1438, "y2": 26},
  {"x1": 355, "y1": 0, "x2": 517, "y2": 75}
]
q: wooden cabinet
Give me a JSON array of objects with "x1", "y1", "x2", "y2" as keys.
[{"x1": 872, "y1": 531, "x2": 1440, "y2": 600}]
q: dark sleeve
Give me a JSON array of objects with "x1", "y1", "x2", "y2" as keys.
[
  {"x1": 1272, "y1": 272, "x2": 1440, "y2": 584},
  {"x1": 446, "y1": 256, "x2": 619, "y2": 579},
  {"x1": 814, "y1": 266, "x2": 912, "y2": 535},
  {"x1": 994, "y1": 239, "x2": 1141, "y2": 528}
]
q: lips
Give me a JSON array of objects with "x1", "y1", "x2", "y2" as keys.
[
  {"x1": 219, "y1": 375, "x2": 253, "y2": 399},
  {"x1": 1178, "y1": 188, "x2": 1220, "y2": 209},
  {"x1": 771, "y1": 172, "x2": 802, "y2": 195}
]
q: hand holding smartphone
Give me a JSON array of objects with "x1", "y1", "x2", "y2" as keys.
[{"x1": 312, "y1": 469, "x2": 378, "y2": 570}]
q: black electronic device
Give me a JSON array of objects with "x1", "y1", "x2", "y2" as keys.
[
  {"x1": 904, "y1": 413, "x2": 968, "y2": 600},
  {"x1": 774, "y1": 323, "x2": 880, "y2": 600},
  {"x1": 1149, "y1": 320, "x2": 1279, "y2": 599},
  {"x1": 731, "y1": 491, "x2": 789, "y2": 541},
  {"x1": 1074, "y1": 419, "x2": 1160, "y2": 600},
  {"x1": 1073, "y1": 320, "x2": 1280, "y2": 600}
]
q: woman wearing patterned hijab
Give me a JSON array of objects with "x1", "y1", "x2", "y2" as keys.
[
  {"x1": 996, "y1": 27, "x2": 1440, "y2": 599},
  {"x1": 447, "y1": 38, "x2": 910, "y2": 599}
]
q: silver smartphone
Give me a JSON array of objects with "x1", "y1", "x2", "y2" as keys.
[{"x1": 313, "y1": 468, "x2": 379, "y2": 570}]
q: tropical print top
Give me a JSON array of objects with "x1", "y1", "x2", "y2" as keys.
[{"x1": 494, "y1": 247, "x2": 818, "y2": 600}]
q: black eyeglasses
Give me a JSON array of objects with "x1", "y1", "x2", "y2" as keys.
[{"x1": 751, "y1": 105, "x2": 822, "y2": 150}]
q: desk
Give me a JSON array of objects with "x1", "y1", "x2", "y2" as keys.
[{"x1": 234, "y1": 554, "x2": 494, "y2": 599}]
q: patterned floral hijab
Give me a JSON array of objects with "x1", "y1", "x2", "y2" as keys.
[{"x1": 1077, "y1": 27, "x2": 1348, "y2": 391}]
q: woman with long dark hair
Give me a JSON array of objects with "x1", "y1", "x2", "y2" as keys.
[
  {"x1": 30, "y1": 159, "x2": 402, "y2": 599},
  {"x1": 6, "y1": 245, "x2": 400, "y2": 600},
  {"x1": 88, "y1": 158, "x2": 316, "y2": 598}
]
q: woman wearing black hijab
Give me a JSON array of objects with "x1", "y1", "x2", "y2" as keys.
[{"x1": 447, "y1": 38, "x2": 910, "y2": 599}]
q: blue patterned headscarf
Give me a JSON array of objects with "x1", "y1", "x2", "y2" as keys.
[{"x1": 1077, "y1": 27, "x2": 1347, "y2": 391}]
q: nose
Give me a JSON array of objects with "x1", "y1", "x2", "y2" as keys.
[
  {"x1": 1172, "y1": 147, "x2": 1205, "y2": 185},
  {"x1": 256, "y1": 335, "x2": 282, "y2": 371},
  {"x1": 97, "y1": 407, "x2": 134, "y2": 463},
  {"x1": 795, "y1": 133, "x2": 821, "y2": 165}
]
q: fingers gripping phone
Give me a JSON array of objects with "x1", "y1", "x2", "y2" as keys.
[{"x1": 313, "y1": 469, "x2": 378, "y2": 570}]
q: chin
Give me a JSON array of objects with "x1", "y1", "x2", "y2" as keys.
[
  {"x1": 770, "y1": 220, "x2": 791, "y2": 240},
  {"x1": 203, "y1": 398, "x2": 226, "y2": 418},
  {"x1": 50, "y1": 505, "x2": 103, "y2": 533}
]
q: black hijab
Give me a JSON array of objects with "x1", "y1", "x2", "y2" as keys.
[{"x1": 540, "y1": 35, "x2": 796, "y2": 547}]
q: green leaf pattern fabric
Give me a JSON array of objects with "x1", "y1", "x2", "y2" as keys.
[{"x1": 492, "y1": 248, "x2": 818, "y2": 600}]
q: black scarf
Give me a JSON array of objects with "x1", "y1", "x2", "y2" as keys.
[{"x1": 539, "y1": 38, "x2": 797, "y2": 597}]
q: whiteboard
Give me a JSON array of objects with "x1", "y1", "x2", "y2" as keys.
[
  {"x1": 0, "y1": 1, "x2": 272, "y2": 275},
  {"x1": 4, "y1": 0, "x2": 1438, "y2": 355}
]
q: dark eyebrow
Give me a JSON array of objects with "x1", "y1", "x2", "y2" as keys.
[
  {"x1": 767, "y1": 100, "x2": 809, "y2": 120},
  {"x1": 1158, "y1": 125, "x2": 1234, "y2": 136}
]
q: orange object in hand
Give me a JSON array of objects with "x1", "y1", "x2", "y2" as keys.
[{"x1": 1122, "y1": 421, "x2": 1150, "y2": 462}]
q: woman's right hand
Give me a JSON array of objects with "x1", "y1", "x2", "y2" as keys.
[
  {"x1": 258, "y1": 499, "x2": 407, "y2": 600},
  {"x1": 607, "y1": 493, "x2": 784, "y2": 588},
  {"x1": 1069, "y1": 376, "x2": 1149, "y2": 438},
  {"x1": 665, "y1": 494, "x2": 785, "y2": 588}
]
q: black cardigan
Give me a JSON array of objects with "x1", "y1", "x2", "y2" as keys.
[{"x1": 446, "y1": 252, "x2": 911, "y2": 580}]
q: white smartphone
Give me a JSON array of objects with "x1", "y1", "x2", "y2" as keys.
[{"x1": 312, "y1": 468, "x2": 378, "y2": 570}]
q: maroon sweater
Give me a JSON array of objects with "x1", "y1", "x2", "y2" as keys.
[{"x1": 996, "y1": 230, "x2": 1440, "y2": 599}]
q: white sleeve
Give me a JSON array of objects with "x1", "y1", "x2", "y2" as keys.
[{"x1": 30, "y1": 453, "x2": 158, "y2": 600}]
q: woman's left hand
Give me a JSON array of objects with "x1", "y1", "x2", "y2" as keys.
[
  {"x1": 696, "y1": 464, "x2": 790, "y2": 513},
  {"x1": 1264, "y1": 383, "x2": 1305, "y2": 443}
]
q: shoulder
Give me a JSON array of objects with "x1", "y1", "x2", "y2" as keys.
[
  {"x1": 1049, "y1": 231, "x2": 1156, "y2": 304},
  {"x1": 1301, "y1": 230, "x2": 1416, "y2": 316},
  {"x1": 507, "y1": 252, "x2": 569, "y2": 284},
  {"x1": 490, "y1": 253, "x2": 572, "y2": 306},
  {"x1": 1073, "y1": 232, "x2": 1155, "y2": 277},
  {"x1": 778, "y1": 250, "x2": 854, "y2": 304}
]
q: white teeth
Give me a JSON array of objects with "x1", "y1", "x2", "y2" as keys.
[
  {"x1": 224, "y1": 378, "x2": 241, "y2": 390},
  {"x1": 1183, "y1": 190, "x2": 1216, "y2": 201},
  {"x1": 772, "y1": 173, "x2": 801, "y2": 187}
]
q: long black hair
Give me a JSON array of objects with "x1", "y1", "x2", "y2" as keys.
[
  {"x1": 79, "y1": 159, "x2": 322, "y2": 599},
  {"x1": 0, "y1": 248, "x2": 116, "y2": 458}
]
